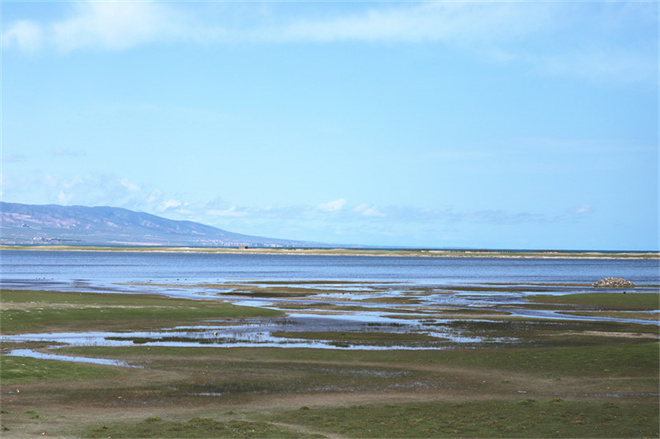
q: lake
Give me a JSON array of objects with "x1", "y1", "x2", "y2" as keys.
[{"x1": 2, "y1": 250, "x2": 659, "y2": 297}]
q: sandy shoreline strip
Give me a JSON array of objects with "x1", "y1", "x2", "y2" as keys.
[{"x1": 1, "y1": 245, "x2": 658, "y2": 259}]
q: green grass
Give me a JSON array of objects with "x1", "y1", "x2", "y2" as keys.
[
  {"x1": 564, "y1": 310, "x2": 659, "y2": 320},
  {"x1": 59, "y1": 341, "x2": 659, "y2": 378},
  {"x1": 273, "y1": 399, "x2": 659, "y2": 438},
  {"x1": 429, "y1": 342, "x2": 660, "y2": 377},
  {"x1": 448, "y1": 317, "x2": 658, "y2": 341},
  {"x1": 530, "y1": 292, "x2": 660, "y2": 310},
  {"x1": 1, "y1": 355, "x2": 121, "y2": 384},
  {"x1": 85, "y1": 417, "x2": 319, "y2": 438},
  {"x1": 0, "y1": 289, "x2": 283, "y2": 333}
]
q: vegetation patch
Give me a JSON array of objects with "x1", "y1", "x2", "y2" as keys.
[
  {"x1": 440, "y1": 318, "x2": 659, "y2": 347},
  {"x1": 529, "y1": 293, "x2": 659, "y2": 310},
  {"x1": 85, "y1": 417, "x2": 317, "y2": 438},
  {"x1": 418, "y1": 342, "x2": 660, "y2": 378},
  {"x1": 274, "y1": 399, "x2": 659, "y2": 438},
  {"x1": 0, "y1": 289, "x2": 283, "y2": 333},
  {"x1": 563, "y1": 310, "x2": 660, "y2": 321},
  {"x1": 59, "y1": 342, "x2": 659, "y2": 379},
  {"x1": 1, "y1": 355, "x2": 121, "y2": 384}
]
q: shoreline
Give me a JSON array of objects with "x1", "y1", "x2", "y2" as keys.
[{"x1": 1, "y1": 245, "x2": 658, "y2": 259}]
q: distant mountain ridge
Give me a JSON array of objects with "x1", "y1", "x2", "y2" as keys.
[{"x1": 0, "y1": 202, "x2": 318, "y2": 247}]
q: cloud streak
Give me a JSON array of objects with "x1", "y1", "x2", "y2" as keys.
[
  {"x1": 3, "y1": 1, "x2": 182, "y2": 52},
  {"x1": 2, "y1": 170, "x2": 604, "y2": 247},
  {"x1": 3, "y1": 1, "x2": 655, "y2": 85},
  {"x1": 317, "y1": 199, "x2": 347, "y2": 213},
  {"x1": 4, "y1": 172, "x2": 584, "y2": 226}
]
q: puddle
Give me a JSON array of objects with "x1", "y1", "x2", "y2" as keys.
[
  {"x1": 0, "y1": 313, "x2": 503, "y2": 354},
  {"x1": 7, "y1": 348, "x2": 138, "y2": 368},
  {"x1": 503, "y1": 308, "x2": 659, "y2": 325}
]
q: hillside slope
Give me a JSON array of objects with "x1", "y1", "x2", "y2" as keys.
[{"x1": 0, "y1": 202, "x2": 315, "y2": 247}]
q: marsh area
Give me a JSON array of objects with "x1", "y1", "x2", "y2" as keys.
[{"x1": 1, "y1": 250, "x2": 658, "y2": 437}]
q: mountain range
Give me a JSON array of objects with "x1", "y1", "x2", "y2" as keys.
[{"x1": 0, "y1": 202, "x2": 322, "y2": 248}]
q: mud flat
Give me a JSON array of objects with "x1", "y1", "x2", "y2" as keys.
[{"x1": 1, "y1": 283, "x2": 658, "y2": 438}]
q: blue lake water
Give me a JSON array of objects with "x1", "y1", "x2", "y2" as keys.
[{"x1": 1, "y1": 250, "x2": 659, "y2": 293}]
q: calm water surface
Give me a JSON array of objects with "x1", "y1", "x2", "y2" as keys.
[{"x1": 2, "y1": 250, "x2": 658, "y2": 294}]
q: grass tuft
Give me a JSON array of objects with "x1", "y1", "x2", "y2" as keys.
[
  {"x1": 275, "y1": 399, "x2": 659, "y2": 438},
  {"x1": 84, "y1": 417, "x2": 320, "y2": 438}
]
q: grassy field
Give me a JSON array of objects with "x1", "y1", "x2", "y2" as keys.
[
  {"x1": 529, "y1": 292, "x2": 659, "y2": 310},
  {"x1": 1, "y1": 288, "x2": 658, "y2": 438},
  {"x1": 0, "y1": 289, "x2": 283, "y2": 334}
]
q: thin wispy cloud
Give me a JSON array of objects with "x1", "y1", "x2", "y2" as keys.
[
  {"x1": 1, "y1": 154, "x2": 27, "y2": 164},
  {"x1": 317, "y1": 199, "x2": 347, "y2": 213},
  {"x1": 157, "y1": 199, "x2": 183, "y2": 212},
  {"x1": 568, "y1": 205, "x2": 595, "y2": 216},
  {"x1": 207, "y1": 206, "x2": 248, "y2": 218},
  {"x1": 54, "y1": 1, "x2": 180, "y2": 52},
  {"x1": 268, "y1": 2, "x2": 554, "y2": 44},
  {"x1": 3, "y1": 1, "x2": 655, "y2": 85},
  {"x1": 354, "y1": 204, "x2": 385, "y2": 218},
  {"x1": 2, "y1": 20, "x2": 42, "y2": 52},
  {"x1": 51, "y1": 148, "x2": 85, "y2": 157},
  {"x1": 7, "y1": 173, "x2": 576, "y2": 227}
]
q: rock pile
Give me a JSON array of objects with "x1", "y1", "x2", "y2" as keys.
[{"x1": 592, "y1": 277, "x2": 635, "y2": 288}]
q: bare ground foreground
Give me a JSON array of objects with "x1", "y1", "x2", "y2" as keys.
[{"x1": 1, "y1": 282, "x2": 658, "y2": 438}]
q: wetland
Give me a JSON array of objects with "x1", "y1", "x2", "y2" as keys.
[{"x1": 1, "y1": 250, "x2": 658, "y2": 437}]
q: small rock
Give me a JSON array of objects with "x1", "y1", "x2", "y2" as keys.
[{"x1": 592, "y1": 277, "x2": 635, "y2": 288}]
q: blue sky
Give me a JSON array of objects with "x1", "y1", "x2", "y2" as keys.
[{"x1": 2, "y1": 1, "x2": 658, "y2": 250}]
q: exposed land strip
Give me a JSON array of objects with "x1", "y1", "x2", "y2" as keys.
[{"x1": 2, "y1": 245, "x2": 658, "y2": 259}]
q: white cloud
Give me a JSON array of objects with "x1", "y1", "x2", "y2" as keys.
[
  {"x1": 207, "y1": 206, "x2": 247, "y2": 217},
  {"x1": 354, "y1": 203, "x2": 385, "y2": 217},
  {"x1": 57, "y1": 190, "x2": 72, "y2": 204},
  {"x1": 2, "y1": 1, "x2": 654, "y2": 85},
  {"x1": 568, "y1": 205, "x2": 595, "y2": 215},
  {"x1": 272, "y1": 2, "x2": 551, "y2": 45},
  {"x1": 2, "y1": 20, "x2": 42, "y2": 52},
  {"x1": 3, "y1": 1, "x2": 182, "y2": 53},
  {"x1": 120, "y1": 179, "x2": 141, "y2": 192},
  {"x1": 158, "y1": 199, "x2": 183, "y2": 211},
  {"x1": 51, "y1": 147, "x2": 85, "y2": 157},
  {"x1": 527, "y1": 45, "x2": 657, "y2": 86},
  {"x1": 147, "y1": 190, "x2": 162, "y2": 203},
  {"x1": 317, "y1": 198, "x2": 347, "y2": 212},
  {"x1": 54, "y1": 2, "x2": 182, "y2": 52}
]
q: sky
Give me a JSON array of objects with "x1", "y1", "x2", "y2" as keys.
[{"x1": 1, "y1": 1, "x2": 658, "y2": 250}]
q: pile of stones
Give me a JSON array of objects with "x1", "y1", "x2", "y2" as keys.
[{"x1": 592, "y1": 277, "x2": 635, "y2": 288}]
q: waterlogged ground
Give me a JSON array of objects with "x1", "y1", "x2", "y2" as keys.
[
  {"x1": 1, "y1": 278, "x2": 659, "y2": 438},
  {"x1": 3, "y1": 280, "x2": 658, "y2": 355}
]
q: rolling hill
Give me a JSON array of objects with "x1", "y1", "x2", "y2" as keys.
[{"x1": 0, "y1": 202, "x2": 319, "y2": 247}]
